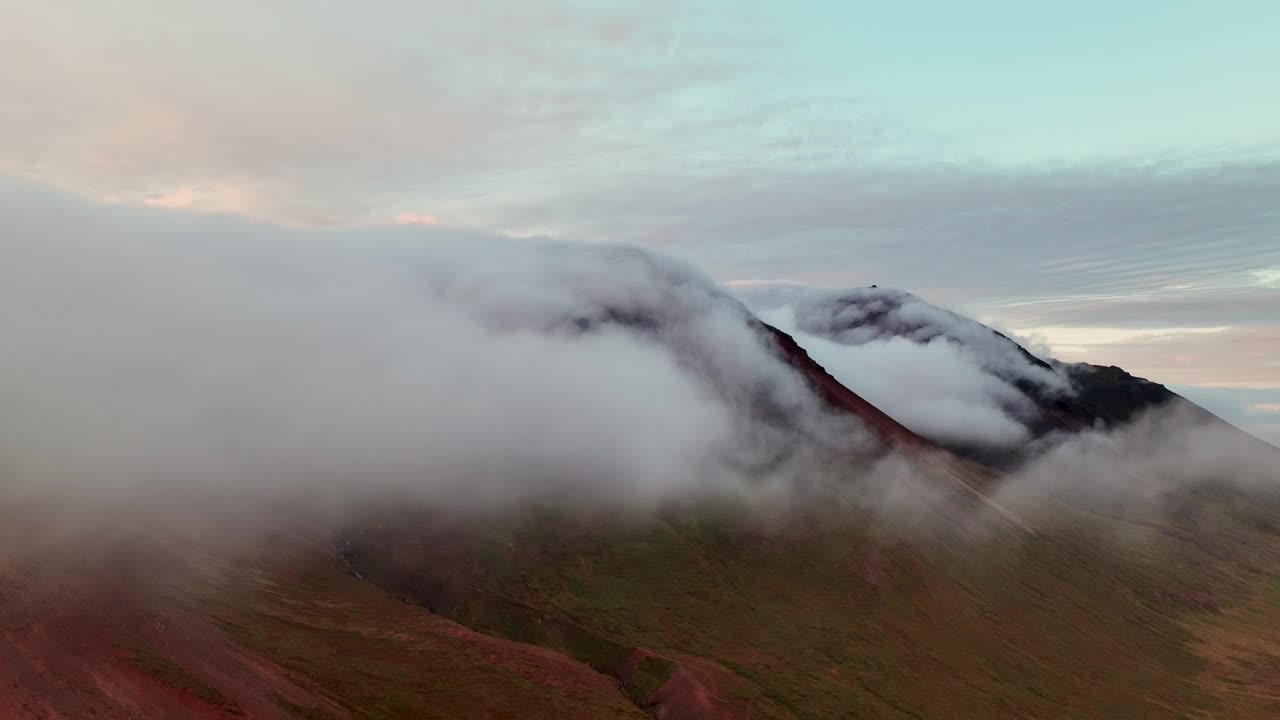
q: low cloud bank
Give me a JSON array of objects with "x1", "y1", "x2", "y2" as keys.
[
  {"x1": 0, "y1": 181, "x2": 861, "y2": 513},
  {"x1": 740, "y1": 285, "x2": 1070, "y2": 449},
  {"x1": 1, "y1": 181, "x2": 1274, "y2": 537},
  {"x1": 1000, "y1": 401, "x2": 1280, "y2": 519}
]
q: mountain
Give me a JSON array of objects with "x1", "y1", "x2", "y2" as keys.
[
  {"x1": 3, "y1": 280, "x2": 1279, "y2": 720},
  {"x1": 738, "y1": 285, "x2": 1235, "y2": 465}
]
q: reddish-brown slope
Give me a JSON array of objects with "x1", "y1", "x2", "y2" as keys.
[
  {"x1": 756, "y1": 320, "x2": 930, "y2": 448},
  {"x1": 619, "y1": 649, "x2": 753, "y2": 720},
  {"x1": 0, "y1": 542, "x2": 336, "y2": 720},
  {"x1": 0, "y1": 518, "x2": 648, "y2": 720}
]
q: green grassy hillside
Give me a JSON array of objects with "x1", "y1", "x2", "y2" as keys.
[
  {"x1": 6, "y1": 455, "x2": 1280, "y2": 719},
  {"x1": 339, "y1": 467, "x2": 1280, "y2": 719}
]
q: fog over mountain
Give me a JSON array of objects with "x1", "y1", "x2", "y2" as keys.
[
  {"x1": 4, "y1": 3, "x2": 1280, "y2": 717},
  {"x1": 741, "y1": 285, "x2": 1072, "y2": 450},
  {"x1": 5, "y1": 178, "x2": 1280, "y2": 720},
  {"x1": 1, "y1": 180, "x2": 868, "y2": 513},
  {"x1": 2, "y1": 179, "x2": 1272, "y2": 521}
]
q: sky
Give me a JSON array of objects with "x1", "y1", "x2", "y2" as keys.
[{"x1": 2, "y1": 0, "x2": 1278, "y2": 443}]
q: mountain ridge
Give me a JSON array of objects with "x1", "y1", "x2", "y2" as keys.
[{"x1": 3, "y1": 283, "x2": 1278, "y2": 720}]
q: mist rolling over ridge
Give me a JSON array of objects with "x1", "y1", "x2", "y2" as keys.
[
  {"x1": 1, "y1": 173, "x2": 1278, "y2": 720},
  {"x1": 2, "y1": 179, "x2": 1273, "y2": 523},
  {"x1": 5, "y1": 2, "x2": 1280, "y2": 717}
]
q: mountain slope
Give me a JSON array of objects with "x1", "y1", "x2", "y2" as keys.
[
  {"x1": 326, "y1": 318, "x2": 1280, "y2": 719},
  {"x1": 740, "y1": 285, "x2": 1243, "y2": 463},
  {"x1": 10, "y1": 465, "x2": 1280, "y2": 720},
  {"x1": 338, "y1": 471, "x2": 1280, "y2": 719},
  {"x1": 2, "y1": 287, "x2": 1277, "y2": 719},
  {"x1": 0, "y1": 516, "x2": 647, "y2": 720}
]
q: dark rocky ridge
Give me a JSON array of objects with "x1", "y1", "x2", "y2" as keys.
[{"x1": 739, "y1": 285, "x2": 1226, "y2": 466}]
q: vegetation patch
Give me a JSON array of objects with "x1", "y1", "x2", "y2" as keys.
[
  {"x1": 133, "y1": 648, "x2": 242, "y2": 715},
  {"x1": 626, "y1": 655, "x2": 675, "y2": 706}
]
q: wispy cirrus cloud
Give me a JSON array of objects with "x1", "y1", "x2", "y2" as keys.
[
  {"x1": 1, "y1": 0, "x2": 773, "y2": 224},
  {"x1": 1033, "y1": 326, "x2": 1278, "y2": 388}
]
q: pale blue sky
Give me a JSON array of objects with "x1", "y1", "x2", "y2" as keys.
[
  {"x1": 760, "y1": 1, "x2": 1280, "y2": 162},
  {"x1": 2, "y1": 0, "x2": 1278, "y2": 441}
]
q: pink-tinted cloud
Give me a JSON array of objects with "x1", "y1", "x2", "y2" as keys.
[
  {"x1": 0, "y1": 1, "x2": 755, "y2": 226},
  {"x1": 1034, "y1": 325, "x2": 1279, "y2": 389},
  {"x1": 141, "y1": 188, "x2": 198, "y2": 209},
  {"x1": 393, "y1": 212, "x2": 440, "y2": 226}
]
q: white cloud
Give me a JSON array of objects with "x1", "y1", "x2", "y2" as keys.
[
  {"x1": 0, "y1": 181, "x2": 887, "y2": 513},
  {"x1": 999, "y1": 403, "x2": 1280, "y2": 519},
  {"x1": 1019, "y1": 325, "x2": 1231, "y2": 349},
  {"x1": 392, "y1": 212, "x2": 440, "y2": 226},
  {"x1": 1252, "y1": 267, "x2": 1280, "y2": 287},
  {"x1": 742, "y1": 287, "x2": 1071, "y2": 450}
]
